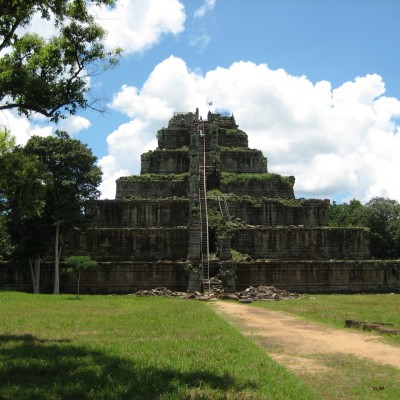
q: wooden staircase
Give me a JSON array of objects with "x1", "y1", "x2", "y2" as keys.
[{"x1": 198, "y1": 123, "x2": 211, "y2": 292}]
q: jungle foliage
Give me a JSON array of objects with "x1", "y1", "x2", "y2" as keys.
[
  {"x1": 329, "y1": 197, "x2": 400, "y2": 259},
  {"x1": 0, "y1": 0, "x2": 121, "y2": 121},
  {"x1": 0, "y1": 129, "x2": 102, "y2": 293}
]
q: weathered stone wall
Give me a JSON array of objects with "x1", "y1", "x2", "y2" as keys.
[
  {"x1": 86, "y1": 199, "x2": 189, "y2": 227},
  {"x1": 220, "y1": 175, "x2": 295, "y2": 198},
  {"x1": 157, "y1": 128, "x2": 191, "y2": 149},
  {"x1": 0, "y1": 262, "x2": 189, "y2": 293},
  {"x1": 218, "y1": 199, "x2": 329, "y2": 226},
  {"x1": 220, "y1": 149, "x2": 267, "y2": 173},
  {"x1": 217, "y1": 130, "x2": 248, "y2": 148},
  {"x1": 2, "y1": 260, "x2": 399, "y2": 294},
  {"x1": 231, "y1": 227, "x2": 370, "y2": 260},
  {"x1": 234, "y1": 260, "x2": 400, "y2": 293},
  {"x1": 207, "y1": 112, "x2": 238, "y2": 129},
  {"x1": 62, "y1": 227, "x2": 188, "y2": 261},
  {"x1": 116, "y1": 178, "x2": 188, "y2": 198},
  {"x1": 141, "y1": 150, "x2": 189, "y2": 173}
]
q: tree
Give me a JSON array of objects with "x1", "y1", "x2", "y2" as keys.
[
  {"x1": 0, "y1": 0, "x2": 121, "y2": 122},
  {"x1": 64, "y1": 255, "x2": 96, "y2": 299},
  {"x1": 0, "y1": 215, "x2": 12, "y2": 261},
  {"x1": 328, "y1": 199, "x2": 368, "y2": 228},
  {"x1": 0, "y1": 146, "x2": 48, "y2": 218},
  {"x1": 24, "y1": 131, "x2": 102, "y2": 294},
  {"x1": 0, "y1": 128, "x2": 16, "y2": 153},
  {"x1": 328, "y1": 197, "x2": 400, "y2": 259},
  {"x1": 365, "y1": 197, "x2": 400, "y2": 259},
  {"x1": 0, "y1": 135, "x2": 50, "y2": 292}
]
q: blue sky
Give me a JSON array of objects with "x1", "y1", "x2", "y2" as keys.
[{"x1": 2, "y1": 0, "x2": 400, "y2": 202}]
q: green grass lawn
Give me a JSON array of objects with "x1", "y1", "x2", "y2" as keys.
[
  {"x1": 0, "y1": 292, "x2": 316, "y2": 400},
  {"x1": 252, "y1": 293, "x2": 400, "y2": 345}
]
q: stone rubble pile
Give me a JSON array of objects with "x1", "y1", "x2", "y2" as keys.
[
  {"x1": 131, "y1": 287, "x2": 185, "y2": 297},
  {"x1": 130, "y1": 285, "x2": 305, "y2": 302},
  {"x1": 219, "y1": 285, "x2": 306, "y2": 302}
]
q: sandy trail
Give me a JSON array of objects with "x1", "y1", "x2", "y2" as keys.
[{"x1": 211, "y1": 300, "x2": 400, "y2": 372}]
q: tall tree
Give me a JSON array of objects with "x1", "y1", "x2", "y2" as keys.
[
  {"x1": 0, "y1": 0, "x2": 121, "y2": 121},
  {"x1": 328, "y1": 197, "x2": 400, "y2": 259},
  {"x1": 24, "y1": 131, "x2": 102, "y2": 293},
  {"x1": 0, "y1": 146, "x2": 47, "y2": 218},
  {"x1": 328, "y1": 199, "x2": 368, "y2": 228},
  {"x1": 0, "y1": 128, "x2": 16, "y2": 153},
  {"x1": 365, "y1": 197, "x2": 400, "y2": 259},
  {"x1": 0, "y1": 139, "x2": 49, "y2": 292},
  {"x1": 0, "y1": 215, "x2": 12, "y2": 261},
  {"x1": 0, "y1": 130, "x2": 13, "y2": 260}
]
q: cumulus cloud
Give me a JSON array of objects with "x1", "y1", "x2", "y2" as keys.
[
  {"x1": 98, "y1": 118, "x2": 158, "y2": 199},
  {"x1": 194, "y1": 0, "x2": 217, "y2": 18},
  {"x1": 0, "y1": 110, "x2": 91, "y2": 146},
  {"x1": 0, "y1": 110, "x2": 52, "y2": 145},
  {"x1": 90, "y1": 0, "x2": 186, "y2": 54},
  {"x1": 12, "y1": 0, "x2": 186, "y2": 57},
  {"x1": 100, "y1": 56, "x2": 400, "y2": 203},
  {"x1": 18, "y1": 11, "x2": 58, "y2": 40},
  {"x1": 58, "y1": 116, "x2": 91, "y2": 135}
]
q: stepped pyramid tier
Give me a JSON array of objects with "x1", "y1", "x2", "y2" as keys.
[
  {"x1": 47, "y1": 109, "x2": 399, "y2": 294},
  {"x1": 115, "y1": 110, "x2": 294, "y2": 199}
]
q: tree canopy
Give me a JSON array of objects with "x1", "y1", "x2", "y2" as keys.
[
  {"x1": 0, "y1": 0, "x2": 121, "y2": 121},
  {"x1": 24, "y1": 130, "x2": 102, "y2": 225},
  {"x1": 329, "y1": 197, "x2": 400, "y2": 259},
  {"x1": 0, "y1": 130, "x2": 102, "y2": 292},
  {"x1": 24, "y1": 130, "x2": 102, "y2": 293}
]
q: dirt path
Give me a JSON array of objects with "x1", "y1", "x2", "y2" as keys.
[{"x1": 211, "y1": 300, "x2": 400, "y2": 372}]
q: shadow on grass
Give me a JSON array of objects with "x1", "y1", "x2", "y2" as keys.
[{"x1": 0, "y1": 334, "x2": 252, "y2": 400}]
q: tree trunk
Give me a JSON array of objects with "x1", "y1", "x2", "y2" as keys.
[
  {"x1": 77, "y1": 273, "x2": 81, "y2": 300},
  {"x1": 29, "y1": 259, "x2": 36, "y2": 294},
  {"x1": 54, "y1": 221, "x2": 62, "y2": 294},
  {"x1": 29, "y1": 256, "x2": 41, "y2": 294},
  {"x1": 35, "y1": 257, "x2": 40, "y2": 294}
]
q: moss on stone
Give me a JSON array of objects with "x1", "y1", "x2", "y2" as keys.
[
  {"x1": 221, "y1": 172, "x2": 292, "y2": 186},
  {"x1": 276, "y1": 198, "x2": 303, "y2": 207},
  {"x1": 119, "y1": 173, "x2": 188, "y2": 182},
  {"x1": 225, "y1": 129, "x2": 247, "y2": 138},
  {"x1": 207, "y1": 191, "x2": 305, "y2": 207},
  {"x1": 219, "y1": 147, "x2": 262, "y2": 153}
]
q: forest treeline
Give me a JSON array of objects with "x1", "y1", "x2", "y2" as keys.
[
  {"x1": 328, "y1": 197, "x2": 400, "y2": 259},
  {"x1": 0, "y1": 129, "x2": 101, "y2": 293}
]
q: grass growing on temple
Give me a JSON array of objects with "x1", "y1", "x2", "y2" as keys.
[
  {"x1": 253, "y1": 293, "x2": 400, "y2": 345},
  {"x1": 0, "y1": 292, "x2": 315, "y2": 400}
]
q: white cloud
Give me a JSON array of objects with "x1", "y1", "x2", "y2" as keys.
[
  {"x1": 98, "y1": 119, "x2": 158, "y2": 199},
  {"x1": 90, "y1": 0, "x2": 186, "y2": 54},
  {"x1": 8, "y1": 1, "x2": 186, "y2": 57},
  {"x1": 58, "y1": 116, "x2": 91, "y2": 135},
  {"x1": 100, "y1": 57, "x2": 400, "y2": 203},
  {"x1": 20, "y1": 11, "x2": 58, "y2": 39},
  {"x1": 194, "y1": 0, "x2": 217, "y2": 18},
  {"x1": 0, "y1": 110, "x2": 52, "y2": 145},
  {"x1": 0, "y1": 111, "x2": 91, "y2": 145}
]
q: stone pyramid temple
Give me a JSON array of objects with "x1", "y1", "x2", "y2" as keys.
[{"x1": 58, "y1": 109, "x2": 398, "y2": 293}]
